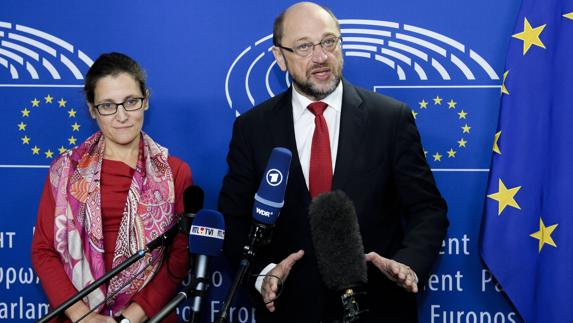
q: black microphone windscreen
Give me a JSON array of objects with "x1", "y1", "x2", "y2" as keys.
[
  {"x1": 184, "y1": 185, "x2": 204, "y2": 214},
  {"x1": 309, "y1": 190, "x2": 367, "y2": 290},
  {"x1": 179, "y1": 186, "x2": 205, "y2": 234}
]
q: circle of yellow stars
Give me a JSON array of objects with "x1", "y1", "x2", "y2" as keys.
[
  {"x1": 414, "y1": 95, "x2": 471, "y2": 162},
  {"x1": 18, "y1": 94, "x2": 81, "y2": 159}
]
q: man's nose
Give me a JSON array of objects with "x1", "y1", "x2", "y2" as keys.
[{"x1": 310, "y1": 44, "x2": 328, "y2": 62}]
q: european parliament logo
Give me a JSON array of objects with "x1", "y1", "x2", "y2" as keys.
[
  {"x1": 0, "y1": 21, "x2": 94, "y2": 166},
  {"x1": 224, "y1": 19, "x2": 502, "y2": 168}
]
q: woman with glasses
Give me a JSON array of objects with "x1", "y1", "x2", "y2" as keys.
[{"x1": 32, "y1": 52, "x2": 192, "y2": 323}]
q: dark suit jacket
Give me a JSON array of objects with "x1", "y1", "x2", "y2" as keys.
[{"x1": 219, "y1": 80, "x2": 448, "y2": 323}]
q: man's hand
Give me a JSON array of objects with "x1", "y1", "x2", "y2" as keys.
[
  {"x1": 261, "y1": 250, "x2": 304, "y2": 312},
  {"x1": 365, "y1": 251, "x2": 419, "y2": 293}
]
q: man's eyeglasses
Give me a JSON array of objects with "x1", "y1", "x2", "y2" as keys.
[
  {"x1": 277, "y1": 36, "x2": 341, "y2": 57},
  {"x1": 94, "y1": 97, "x2": 145, "y2": 116}
]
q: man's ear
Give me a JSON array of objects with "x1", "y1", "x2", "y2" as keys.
[{"x1": 272, "y1": 47, "x2": 288, "y2": 72}]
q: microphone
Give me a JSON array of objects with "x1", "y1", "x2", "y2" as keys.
[
  {"x1": 216, "y1": 147, "x2": 292, "y2": 323},
  {"x1": 309, "y1": 190, "x2": 368, "y2": 323},
  {"x1": 246, "y1": 147, "x2": 292, "y2": 255},
  {"x1": 39, "y1": 186, "x2": 205, "y2": 323},
  {"x1": 148, "y1": 209, "x2": 224, "y2": 323},
  {"x1": 188, "y1": 209, "x2": 225, "y2": 321},
  {"x1": 178, "y1": 185, "x2": 205, "y2": 234}
]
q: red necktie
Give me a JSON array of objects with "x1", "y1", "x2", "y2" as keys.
[{"x1": 308, "y1": 101, "x2": 332, "y2": 198}]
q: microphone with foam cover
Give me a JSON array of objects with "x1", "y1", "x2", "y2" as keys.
[
  {"x1": 188, "y1": 209, "x2": 225, "y2": 321},
  {"x1": 185, "y1": 185, "x2": 205, "y2": 212},
  {"x1": 216, "y1": 147, "x2": 292, "y2": 323},
  {"x1": 178, "y1": 185, "x2": 205, "y2": 234},
  {"x1": 309, "y1": 190, "x2": 368, "y2": 323},
  {"x1": 148, "y1": 209, "x2": 224, "y2": 323},
  {"x1": 188, "y1": 209, "x2": 225, "y2": 256},
  {"x1": 245, "y1": 147, "x2": 292, "y2": 256},
  {"x1": 252, "y1": 147, "x2": 292, "y2": 225}
]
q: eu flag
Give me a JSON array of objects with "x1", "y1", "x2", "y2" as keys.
[{"x1": 480, "y1": 1, "x2": 573, "y2": 322}]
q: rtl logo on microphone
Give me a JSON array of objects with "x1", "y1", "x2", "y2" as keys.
[
  {"x1": 190, "y1": 225, "x2": 225, "y2": 239},
  {"x1": 266, "y1": 169, "x2": 283, "y2": 187}
]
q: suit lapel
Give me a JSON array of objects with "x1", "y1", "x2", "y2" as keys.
[
  {"x1": 266, "y1": 88, "x2": 311, "y2": 204},
  {"x1": 265, "y1": 81, "x2": 366, "y2": 200},
  {"x1": 333, "y1": 80, "x2": 366, "y2": 190}
]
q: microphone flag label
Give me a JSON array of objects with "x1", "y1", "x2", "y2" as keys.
[{"x1": 190, "y1": 225, "x2": 225, "y2": 240}]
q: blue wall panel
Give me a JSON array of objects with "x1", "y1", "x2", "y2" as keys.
[{"x1": 0, "y1": 0, "x2": 522, "y2": 321}]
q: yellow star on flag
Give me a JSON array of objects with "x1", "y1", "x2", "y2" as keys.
[
  {"x1": 458, "y1": 138, "x2": 467, "y2": 148},
  {"x1": 502, "y1": 70, "x2": 510, "y2": 95},
  {"x1": 58, "y1": 98, "x2": 67, "y2": 107},
  {"x1": 424, "y1": 150, "x2": 428, "y2": 157},
  {"x1": 530, "y1": 217, "x2": 558, "y2": 253},
  {"x1": 21, "y1": 136, "x2": 31, "y2": 144},
  {"x1": 512, "y1": 17, "x2": 546, "y2": 55},
  {"x1": 31, "y1": 98, "x2": 40, "y2": 107},
  {"x1": 433, "y1": 96, "x2": 442, "y2": 105},
  {"x1": 45, "y1": 150, "x2": 54, "y2": 159},
  {"x1": 433, "y1": 152, "x2": 442, "y2": 161},
  {"x1": 72, "y1": 122, "x2": 81, "y2": 131},
  {"x1": 32, "y1": 146, "x2": 40, "y2": 155},
  {"x1": 447, "y1": 149, "x2": 456, "y2": 158},
  {"x1": 447, "y1": 99, "x2": 457, "y2": 109},
  {"x1": 419, "y1": 100, "x2": 428, "y2": 109},
  {"x1": 45, "y1": 95, "x2": 53, "y2": 104},
  {"x1": 487, "y1": 178, "x2": 521, "y2": 215},
  {"x1": 58, "y1": 146, "x2": 67, "y2": 154},
  {"x1": 21, "y1": 108, "x2": 30, "y2": 117},
  {"x1": 68, "y1": 109, "x2": 77, "y2": 118},
  {"x1": 458, "y1": 110, "x2": 467, "y2": 119},
  {"x1": 18, "y1": 122, "x2": 27, "y2": 131},
  {"x1": 462, "y1": 124, "x2": 471, "y2": 133},
  {"x1": 563, "y1": 12, "x2": 573, "y2": 20},
  {"x1": 493, "y1": 131, "x2": 502, "y2": 155},
  {"x1": 412, "y1": 111, "x2": 418, "y2": 119},
  {"x1": 68, "y1": 136, "x2": 77, "y2": 145}
]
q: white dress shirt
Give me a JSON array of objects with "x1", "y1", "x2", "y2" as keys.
[
  {"x1": 255, "y1": 81, "x2": 344, "y2": 292},
  {"x1": 292, "y1": 81, "x2": 343, "y2": 188}
]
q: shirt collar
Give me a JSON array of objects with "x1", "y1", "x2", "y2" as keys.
[{"x1": 292, "y1": 81, "x2": 343, "y2": 121}]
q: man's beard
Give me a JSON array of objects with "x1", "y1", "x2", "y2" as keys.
[
  {"x1": 292, "y1": 73, "x2": 341, "y2": 100},
  {"x1": 287, "y1": 59, "x2": 343, "y2": 100}
]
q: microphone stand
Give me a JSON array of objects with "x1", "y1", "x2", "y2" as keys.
[
  {"x1": 341, "y1": 288, "x2": 369, "y2": 323},
  {"x1": 215, "y1": 223, "x2": 271, "y2": 323},
  {"x1": 147, "y1": 290, "x2": 188, "y2": 323},
  {"x1": 147, "y1": 256, "x2": 210, "y2": 323},
  {"x1": 38, "y1": 225, "x2": 179, "y2": 323}
]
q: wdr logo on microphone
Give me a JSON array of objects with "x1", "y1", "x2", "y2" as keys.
[
  {"x1": 255, "y1": 207, "x2": 274, "y2": 218},
  {"x1": 266, "y1": 169, "x2": 283, "y2": 186},
  {"x1": 190, "y1": 225, "x2": 225, "y2": 240}
]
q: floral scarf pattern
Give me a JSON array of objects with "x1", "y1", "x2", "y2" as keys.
[{"x1": 50, "y1": 131, "x2": 175, "y2": 312}]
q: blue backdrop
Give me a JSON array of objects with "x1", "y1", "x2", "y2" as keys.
[{"x1": 1, "y1": 0, "x2": 522, "y2": 322}]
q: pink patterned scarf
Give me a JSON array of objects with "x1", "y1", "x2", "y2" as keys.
[{"x1": 49, "y1": 131, "x2": 175, "y2": 312}]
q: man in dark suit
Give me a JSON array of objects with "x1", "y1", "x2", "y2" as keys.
[{"x1": 219, "y1": 2, "x2": 448, "y2": 322}]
